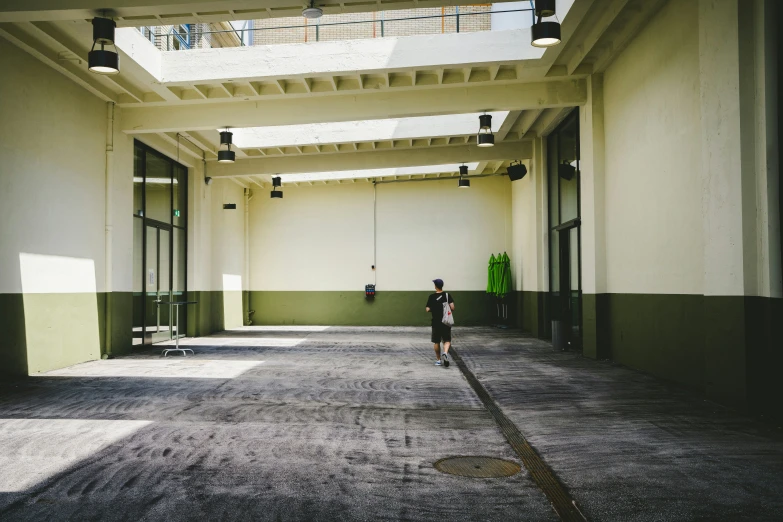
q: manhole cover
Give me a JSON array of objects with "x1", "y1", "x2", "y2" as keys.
[{"x1": 434, "y1": 456, "x2": 521, "y2": 478}]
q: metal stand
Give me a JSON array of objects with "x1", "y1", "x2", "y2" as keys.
[
  {"x1": 493, "y1": 297, "x2": 508, "y2": 328},
  {"x1": 159, "y1": 301, "x2": 197, "y2": 357}
]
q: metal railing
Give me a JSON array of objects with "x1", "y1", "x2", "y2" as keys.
[{"x1": 137, "y1": 8, "x2": 532, "y2": 50}]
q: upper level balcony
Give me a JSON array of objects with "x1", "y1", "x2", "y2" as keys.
[{"x1": 136, "y1": 3, "x2": 532, "y2": 51}]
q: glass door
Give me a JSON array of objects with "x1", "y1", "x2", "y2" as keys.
[
  {"x1": 145, "y1": 224, "x2": 172, "y2": 344},
  {"x1": 547, "y1": 110, "x2": 582, "y2": 352},
  {"x1": 132, "y1": 140, "x2": 188, "y2": 347},
  {"x1": 555, "y1": 225, "x2": 581, "y2": 350}
]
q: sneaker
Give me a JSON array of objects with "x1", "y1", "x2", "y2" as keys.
[
  {"x1": 435, "y1": 360, "x2": 442, "y2": 366},
  {"x1": 442, "y1": 353, "x2": 450, "y2": 368}
]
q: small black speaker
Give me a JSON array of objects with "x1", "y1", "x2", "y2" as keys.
[
  {"x1": 507, "y1": 162, "x2": 528, "y2": 181},
  {"x1": 558, "y1": 162, "x2": 576, "y2": 181}
]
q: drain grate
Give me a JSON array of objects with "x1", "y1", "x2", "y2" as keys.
[
  {"x1": 435, "y1": 456, "x2": 521, "y2": 478},
  {"x1": 450, "y1": 348, "x2": 587, "y2": 522}
]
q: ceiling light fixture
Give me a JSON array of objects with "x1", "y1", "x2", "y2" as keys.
[
  {"x1": 458, "y1": 164, "x2": 470, "y2": 188},
  {"x1": 531, "y1": 0, "x2": 561, "y2": 48},
  {"x1": 218, "y1": 129, "x2": 236, "y2": 163},
  {"x1": 302, "y1": 0, "x2": 323, "y2": 19},
  {"x1": 271, "y1": 176, "x2": 283, "y2": 198},
  {"x1": 88, "y1": 17, "x2": 120, "y2": 74},
  {"x1": 477, "y1": 114, "x2": 495, "y2": 147}
]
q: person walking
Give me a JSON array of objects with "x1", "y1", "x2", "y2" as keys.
[{"x1": 425, "y1": 279, "x2": 455, "y2": 367}]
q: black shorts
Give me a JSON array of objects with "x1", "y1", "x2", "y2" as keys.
[{"x1": 431, "y1": 322, "x2": 452, "y2": 343}]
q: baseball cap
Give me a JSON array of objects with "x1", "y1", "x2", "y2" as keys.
[{"x1": 432, "y1": 279, "x2": 444, "y2": 288}]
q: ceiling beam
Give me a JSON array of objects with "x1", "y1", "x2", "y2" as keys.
[
  {"x1": 157, "y1": 132, "x2": 205, "y2": 160},
  {"x1": 530, "y1": 107, "x2": 573, "y2": 138},
  {"x1": 209, "y1": 141, "x2": 531, "y2": 177},
  {"x1": 514, "y1": 109, "x2": 543, "y2": 138},
  {"x1": 474, "y1": 161, "x2": 490, "y2": 174},
  {"x1": 181, "y1": 130, "x2": 217, "y2": 157},
  {"x1": 564, "y1": 0, "x2": 630, "y2": 76},
  {"x1": 121, "y1": 80, "x2": 587, "y2": 134},
  {"x1": 0, "y1": 22, "x2": 117, "y2": 102},
  {"x1": 229, "y1": 177, "x2": 248, "y2": 189},
  {"x1": 134, "y1": 133, "x2": 196, "y2": 167},
  {"x1": 590, "y1": 0, "x2": 669, "y2": 74},
  {"x1": 496, "y1": 110, "x2": 522, "y2": 142},
  {"x1": 30, "y1": 21, "x2": 148, "y2": 103},
  {"x1": 539, "y1": 0, "x2": 598, "y2": 72}
]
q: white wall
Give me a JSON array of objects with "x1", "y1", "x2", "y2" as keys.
[
  {"x1": 510, "y1": 160, "x2": 541, "y2": 292},
  {"x1": 249, "y1": 177, "x2": 511, "y2": 292},
  {"x1": 602, "y1": 0, "x2": 703, "y2": 295},
  {"x1": 0, "y1": 38, "x2": 109, "y2": 295},
  {"x1": 0, "y1": 38, "x2": 139, "y2": 372}
]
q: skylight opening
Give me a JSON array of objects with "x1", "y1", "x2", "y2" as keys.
[
  {"x1": 281, "y1": 163, "x2": 480, "y2": 183},
  {"x1": 229, "y1": 113, "x2": 507, "y2": 149}
]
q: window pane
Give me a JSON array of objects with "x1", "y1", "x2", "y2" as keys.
[
  {"x1": 549, "y1": 230, "x2": 559, "y2": 293},
  {"x1": 145, "y1": 151, "x2": 171, "y2": 223},
  {"x1": 570, "y1": 227, "x2": 581, "y2": 344},
  {"x1": 559, "y1": 116, "x2": 579, "y2": 223},
  {"x1": 570, "y1": 227, "x2": 580, "y2": 293},
  {"x1": 548, "y1": 133, "x2": 559, "y2": 226},
  {"x1": 133, "y1": 145, "x2": 144, "y2": 216},
  {"x1": 173, "y1": 228, "x2": 186, "y2": 296},
  {"x1": 173, "y1": 227, "x2": 187, "y2": 338},
  {"x1": 132, "y1": 218, "x2": 144, "y2": 346},
  {"x1": 173, "y1": 165, "x2": 187, "y2": 227}
]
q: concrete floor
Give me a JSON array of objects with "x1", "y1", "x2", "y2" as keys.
[{"x1": 0, "y1": 327, "x2": 781, "y2": 521}]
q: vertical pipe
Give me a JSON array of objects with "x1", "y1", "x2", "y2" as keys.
[
  {"x1": 373, "y1": 182, "x2": 378, "y2": 286},
  {"x1": 442, "y1": 7, "x2": 445, "y2": 33},
  {"x1": 244, "y1": 187, "x2": 251, "y2": 324},
  {"x1": 104, "y1": 102, "x2": 115, "y2": 357}
]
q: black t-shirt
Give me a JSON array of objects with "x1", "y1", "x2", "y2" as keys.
[{"x1": 426, "y1": 292, "x2": 454, "y2": 325}]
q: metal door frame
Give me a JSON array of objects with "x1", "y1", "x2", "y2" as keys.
[
  {"x1": 135, "y1": 137, "x2": 188, "y2": 347},
  {"x1": 142, "y1": 220, "x2": 174, "y2": 345}
]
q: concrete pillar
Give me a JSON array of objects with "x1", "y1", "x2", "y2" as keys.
[
  {"x1": 697, "y1": 0, "x2": 779, "y2": 406},
  {"x1": 531, "y1": 136, "x2": 548, "y2": 337},
  {"x1": 579, "y1": 74, "x2": 609, "y2": 359}
]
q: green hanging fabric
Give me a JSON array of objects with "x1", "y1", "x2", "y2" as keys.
[
  {"x1": 497, "y1": 252, "x2": 511, "y2": 299},
  {"x1": 493, "y1": 253, "x2": 503, "y2": 296},
  {"x1": 487, "y1": 254, "x2": 496, "y2": 295}
]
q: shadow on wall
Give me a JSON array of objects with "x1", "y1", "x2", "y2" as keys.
[{"x1": 18, "y1": 253, "x2": 101, "y2": 375}]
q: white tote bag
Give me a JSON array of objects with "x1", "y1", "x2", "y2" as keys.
[{"x1": 441, "y1": 293, "x2": 454, "y2": 326}]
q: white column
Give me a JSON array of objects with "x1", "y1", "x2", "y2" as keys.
[
  {"x1": 699, "y1": 0, "x2": 749, "y2": 298},
  {"x1": 579, "y1": 74, "x2": 606, "y2": 296}
]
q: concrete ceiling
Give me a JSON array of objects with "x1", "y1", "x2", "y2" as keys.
[{"x1": 0, "y1": 0, "x2": 667, "y2": 184}]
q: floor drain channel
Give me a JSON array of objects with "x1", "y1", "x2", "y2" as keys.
[
  {"x1": 450, "y1": 348, "x2": 588, "y2": 522},
  {"x1": 435, "y1": 456, "x2": 521, "y2": 478}
]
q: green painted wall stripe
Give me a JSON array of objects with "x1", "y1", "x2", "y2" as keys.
[
  {"x1": 2, "y1": 291, "x2": 136, "y2": 378},
  {"x1": 248, "y1": 291, "x2": 495, "y2": 326},
  {"x1": 511, "y1": 291, "x2": 781, "y2": 418}
]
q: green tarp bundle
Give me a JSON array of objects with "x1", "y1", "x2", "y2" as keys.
[{"x1": 486, "y1": 252, "x2": 511, "y2": 298}]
